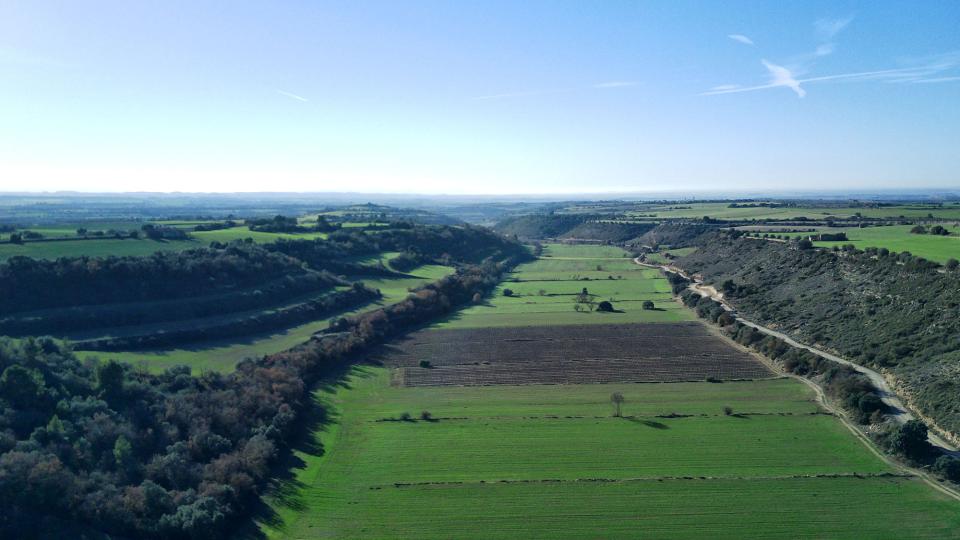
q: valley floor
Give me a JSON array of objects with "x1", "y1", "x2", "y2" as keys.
[{"x1": 255, "y1": 244, "x2": 960, "y2": 539}]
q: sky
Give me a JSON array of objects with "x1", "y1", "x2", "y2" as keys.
[{"x1": 1, "y1": 0, "x2": 959, "y2": 195}]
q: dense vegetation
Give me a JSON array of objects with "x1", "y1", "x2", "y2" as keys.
[
  {"x1": 0, "y1": 245, "x2": 308, "y2": 315},
  {"x1": 676, "y1": 232, "x2": 960, "y2": 438},
  {"x1": 0, "y1": 226, "x2": 528, "y2": 539},
  {"x1": 494, "y1": 214, "x2": 653, "y2": 242}
]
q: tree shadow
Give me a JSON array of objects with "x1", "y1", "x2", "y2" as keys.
[
  {"x1": 234, "y1": 362, "x2": 372, "y2": 538},
  {"x1": 624, "y1": 417, "x2": 670, "y2": 429}
]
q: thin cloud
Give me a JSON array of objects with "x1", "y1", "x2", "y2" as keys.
[
  {"x1": 910, "y1": 76, "x2": 960, "y2": 84},
  {"x1": 277, "y1": 89, "x2": 309, "y2": 102},
  {"x1": 815, "y1": 15, "x2": 854, "y2": 40},
  {"x1": 593, "y1": 81, "x2": 639, "y2": 88},
  {"x1": 702, "y1": 56, "x2": 960, "y2": 97},
  {"x1": 728, "y1": 34, "x2": 754, "y2": 46},
  {"x1": 710, "y1": 84, "x2": 740, "y2": 91},
  {"x1": 762, "y1": 60, "x2": 806, "y2": 97},
  {"x1": 815, "y1": 43, "x2": 835, "y2": 57}
]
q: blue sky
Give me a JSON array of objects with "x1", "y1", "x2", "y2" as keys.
[{"x1": 1, "y1": 0, "x2": 958, "y2": 194}]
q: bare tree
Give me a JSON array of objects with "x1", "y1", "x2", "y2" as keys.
[{"x1": 611, "y1": 392, "x2": 625, "y2": 417}]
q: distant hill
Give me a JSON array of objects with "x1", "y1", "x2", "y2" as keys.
[
  {"x1": 331, "y1": 203, "x2": 462, "y2": 226},
  {"x1": 494, "y1": 214, "x2": 654, "y2": 242}
]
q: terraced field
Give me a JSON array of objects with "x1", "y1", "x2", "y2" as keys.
[
  {"x1": 259, "y1": 243, "x2": 960, "y2": 539},
  {"x1": 79, "y1": 263, "x2": 453, "y2": 373}
]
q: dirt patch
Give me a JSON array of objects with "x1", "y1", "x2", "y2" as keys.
[{"x1": 381, "y1": 323, "x2": 773, "y2": 386}]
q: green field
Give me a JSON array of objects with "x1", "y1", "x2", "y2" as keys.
[
  {"x1": 434, "y1": 244, "x2": 692, "y2": 329},
  {"x1": 0, "y1": 225, "x2": 329, "y2": 261},
  {"x1": 260, "y1": 368, "x2": 960, "y2": 539},
  {"x1": 645, "y1": 247, "x2": 698, "y2": 265},
  {"x1": 777, "y1": 224, "x2": 960, "y2": 263},
  {"x1": 78, "y1": 263, "x2": 453, "y2": 373},
  {"x1": 627, "y1": 202, "x2": 960, "y2": 221},
  {"x1": 540, "y1": 243, "x2": 633, "y2": 258}
]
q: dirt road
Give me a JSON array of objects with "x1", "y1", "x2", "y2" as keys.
[{"x1": 635, "y1": 257, "x2": 958, "y2": 454}]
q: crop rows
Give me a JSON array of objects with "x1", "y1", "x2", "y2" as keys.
[{"x1": 384, "y1": 323, "x2": 771, "y2": 386}]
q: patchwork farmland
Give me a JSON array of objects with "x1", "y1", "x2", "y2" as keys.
[{"x1": 260, "y1": 244, "x2": 960, "y2": 539}]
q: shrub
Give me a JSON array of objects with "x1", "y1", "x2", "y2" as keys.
[
  {"x1": 889, "y1": 420, "x2": 933, "y2": 461},
  {"x1": 597, "y1": 300, "x2": 614, "y2": 312},
  {"x1": 642, "y1": 300, "x2": 655, "y2": 310},
  {"x1": 723, "y1": 406, "x2": 733, "y2": 416},
  {"x1": 933, "y1": 455, "x2": 960, "y2": 482},
  {"x1": 502, "y1": 288, "x2": 514, "y2": 297},
  {"x1": 420, "y1": 411, "x2": 433, "y2": 421},
  {"x1": 399, "y1": 412, "x2": 413, "y2": 421},
  {"x1": 419, "y1": 360, "x2": 432, "y2": 369}
]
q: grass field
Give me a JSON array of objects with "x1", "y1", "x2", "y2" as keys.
[
  {"x1": 434, "y1": 244, "x2": 692, "y2": 329},
  {"x1": 78, "y1": 263, "x2": 453, "y2": 373},
  {"x1": 645, "y1": 247, "x2": 698, "y2": 264},
  {"x1": 259, "y1": 367, "x2": 960, "y2": 539},
  {"x1": 627, "y1": 202, "x2": 960, "y2": 221},
  {"x1": 540, "y1": 243, "x2": 633, "y2": 258},
  {"x1": 0, "y1": 225, "x2": 329, "y2": 261},
  {"x1": 777, "y1": 224, "x2": 960, "y2": 263},
  {"x1": 253, "y1": 241, "x2": 960, "y2": 539}
]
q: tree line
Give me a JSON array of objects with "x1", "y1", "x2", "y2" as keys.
[{"x1": 0, "y1": 226, "x2": 530, "y2": 538}]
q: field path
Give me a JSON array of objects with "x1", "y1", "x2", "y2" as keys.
[{"x1": 635, "y1": 257, "x2": 958, "y2": 454}]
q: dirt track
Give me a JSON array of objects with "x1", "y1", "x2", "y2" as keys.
[{"x1": 635, "y1": 257, "x2": 958, "y2": 454}]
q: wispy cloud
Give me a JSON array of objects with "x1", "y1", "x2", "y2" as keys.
[
  {"x1": 815, "y1": 15, "x2": 854, "y2": 41},
  {"x1": 702, "y1": 53, "x2": 960, "y2": 97},
  {"x1": 593, "y1": 81, "x2": 639, "y2": 88},
  {"x1": 710, "y1": 84, "x2": 741, "y2": 92},
  {"x1": 911, "y1": 76, "x2": 960, "y2": 84},
  {"x1": 763, "y1": 60, "x2": 806, "y2": 97},
  {"x1": 728, "y1": 34, "x2": 754, "y2": 46},
  {"x1": 277, "y1": 89, "x2": 309, "y2": 102}
]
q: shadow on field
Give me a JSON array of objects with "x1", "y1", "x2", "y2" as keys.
[
  {"x1": 625, "y1": 417, "x2": 670, "y2": 429},
  {"x1": 234, "y1": 363, "x2": 376, "y2": 539}
]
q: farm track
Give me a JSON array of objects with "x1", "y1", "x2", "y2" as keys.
[
  {"x1": 636, "y1": 257, "x2": 960, "y2": 503},
  {"x1": 635, "y1": 257, "x2": 957, "y2": 453}
]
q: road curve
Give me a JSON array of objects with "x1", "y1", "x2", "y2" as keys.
[{"x1": 635, "y1": 257, "x2": 958, "y2": 454}]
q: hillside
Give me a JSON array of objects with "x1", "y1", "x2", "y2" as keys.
[
  {"x1": 675, "y1": 233, "x2": 960, "y2": 439},
  {"x1": 494, "y1": 214, "x2": 653, "y2": 242}
]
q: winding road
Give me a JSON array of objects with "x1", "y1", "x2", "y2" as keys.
[{"x1": 635, "y1": 257, "x2": 958, "y2": 454}]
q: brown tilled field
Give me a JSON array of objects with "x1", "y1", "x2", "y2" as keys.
[{"x1": 382, "y1": 323, "x2": 773, "y2": 386}]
